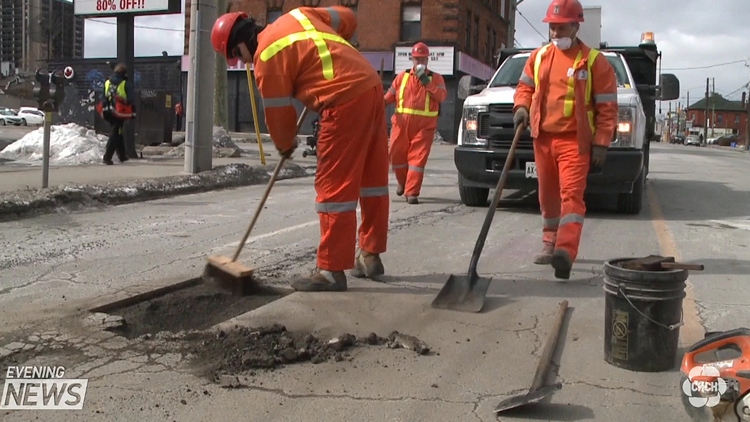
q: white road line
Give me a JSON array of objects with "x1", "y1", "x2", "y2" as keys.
[{"x1": 217, "y1": 220, "x2": 319, "y2": 250}]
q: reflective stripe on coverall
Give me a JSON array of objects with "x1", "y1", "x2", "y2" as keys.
[
  {"x1": 514, "y1": 41, "x2": 618, "y2": 261},
  {"x1": 254, "y1": 6, "x2": 389, "y2": 271},
  {"x1": 384, "y1": 69, "x2": 447, "y2": 197}
]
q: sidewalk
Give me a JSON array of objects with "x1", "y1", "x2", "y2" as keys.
[{"x1": 0, "y1": 142, "x2": 316, "y2": 193}]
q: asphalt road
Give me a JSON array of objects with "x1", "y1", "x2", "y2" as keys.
[{"x1": 0, "y1": 142, "x2": 747, "y2": 421}]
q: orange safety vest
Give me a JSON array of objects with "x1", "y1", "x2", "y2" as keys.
[
  {"x1": 395, "y1": 70, "x2": 439, "y2": 118},
  {"x1": 529, "y1": 42, "x2": 602, "y2": 154}
]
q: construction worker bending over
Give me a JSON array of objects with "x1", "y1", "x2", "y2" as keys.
[
  {"x1": 211, "y1": 7, "x2": 390, "y2": 292},
  {"x1": 513, "y1": 0, "x2": 618, "y2": 279},
  {"x1": 384, "y1": 42, "x2": 447, "y2": 204}
]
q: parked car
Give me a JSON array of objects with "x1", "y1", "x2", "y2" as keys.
[
  {"x1": 16, "y1": 107, "x2": 44, "y2": 125},
  {"x1": 670, "y1": 135, "x2": 685, "y2": 144},
  {"x1": 685, "y1": 135, "x2": 702, "y2": 146},
  {"x1": 0, "y1": 108, "x2": 23, "y2": 126},
  {"x1": 713, "y1": 134, "x2": 739, "y2": 147}
]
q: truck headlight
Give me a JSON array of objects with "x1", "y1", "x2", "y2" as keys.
[
  {"x1": 459, "y1": 105, "x2": 488, "y2": 146},
  {"x1": 612, "y1": 107, "x2": 635, "y2": 147}
]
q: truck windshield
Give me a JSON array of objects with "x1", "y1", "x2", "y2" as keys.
[{"x1": 488, "y1": 54, "x2": 632, "y2": 88}]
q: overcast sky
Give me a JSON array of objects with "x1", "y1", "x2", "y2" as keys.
[{"x1": 83, "y1": 0, "x2": 750, "y2": 110}]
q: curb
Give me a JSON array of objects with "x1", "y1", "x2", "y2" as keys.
[
  {"x1": 0, "y1": 162, "x2": 316, "y2": 223},
  {"x1": 706, "y1": 145, "x2": 749, "y2": 154}
]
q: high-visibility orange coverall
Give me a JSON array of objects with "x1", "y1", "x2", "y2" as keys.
[
  {"x1": 514, "y1": 41, "x2": 618, "y2": 261},
  {"x1": 384, "y1": 69, "x2": 447, "y2": 197},
  {"x1": 254, "y1": 6, "x2": 390, "y2": 271}
]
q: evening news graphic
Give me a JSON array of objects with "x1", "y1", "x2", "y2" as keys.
[{"x1": 1, "y1": 366, "x2": 88, "y2": 410}]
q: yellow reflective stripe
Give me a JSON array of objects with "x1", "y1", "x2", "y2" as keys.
[
  {"x1": 585, "y1": 50, "x2": 599, "y2": 133},
  {"x1": 395, "y1": 72, "x2": 438, "y2": 117},
  {"x1": 258, "y1": 8, "x2": 353, "y2": 81},
  {"x1": 533, "y1": 44, "x2": 551, "y2": 87},
  {"x1": 563, "y1": 50, "x2": 583, "y2": 117}
]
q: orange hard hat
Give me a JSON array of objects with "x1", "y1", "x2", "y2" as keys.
[
  {"x1": 211, "y1": 12, "x2": 249, "y2": 66},
  {"x1": 411, "y1": 42, "x2": 429, "y2": 58},
  {"x1": 542, "y1": 0, "x2": 584, "y2": 23}
]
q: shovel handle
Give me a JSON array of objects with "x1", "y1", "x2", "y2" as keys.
[
  {"x1": 661, "y1": 262, "x2": 704, "y2": 271},
  {"x1": 530, "y1": 300, "x2": 569, "y2": 392}
]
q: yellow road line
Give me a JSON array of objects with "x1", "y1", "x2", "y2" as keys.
[{"x1": 646, "y1": 184, "x2": 705, "y2": 347}]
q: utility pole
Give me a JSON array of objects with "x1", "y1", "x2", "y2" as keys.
[
  {"x1": 712, "y1": 77, "x2": 715, "y2": 94},
  {"x1": 686, "y1": 92, "x2": 690, "y2": 135},
  {"x1": 214, "y1": 0, "x2": 229, "y2": 129},
  {"x1": 704, "y1": 77, "x2": 709, "y2": 144},
  {"x1": 745, "y1": 66, "x2": 750, "y2": 151},
  {"x1": 185, "y1": 0, "x2": 217, "y2": 174}
]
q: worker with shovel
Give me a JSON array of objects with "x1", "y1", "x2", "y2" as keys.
[
  {"x1": 513, "y1": 0, "x2": 618, "y2": 279},
  {"x1": 384, "y1": 42, "x2": 447, "y2": 204},
  {"x1": 210, "y1": 7, "x2": 390, "y2": 291}
]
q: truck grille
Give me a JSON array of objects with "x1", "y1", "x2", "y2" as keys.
[{"x1": 478, "y1": 103, "x2": 534, "y2": 149}]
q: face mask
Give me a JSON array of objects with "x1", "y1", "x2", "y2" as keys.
[
  {"x1": 415, "y1": 64, "x2": 426, "y2": 73},
  {"x1": 552, "y1": 37, "x2": 572, "y2": 50}
]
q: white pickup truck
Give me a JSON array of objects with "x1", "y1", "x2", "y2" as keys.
[{"x1": 454, "y1": 37, "x2": 680, "y2": 214}]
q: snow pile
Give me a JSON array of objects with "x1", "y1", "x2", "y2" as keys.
[
  {"x1": 0, "y1": 123, "x2": 107, "y2": 165},
  {"x1": 165, "y1": 126, "x2": 240, "y2": 157}
]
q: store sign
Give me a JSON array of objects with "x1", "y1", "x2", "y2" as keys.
[
  {"x1": 394, "y1": 46, "x2": 454, "y2": 76},
  {"x1": 74, "y1": 0, "x2": 181, "y2": 16}
]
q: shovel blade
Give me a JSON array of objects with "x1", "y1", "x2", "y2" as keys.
[
  {"x1": 430, "y1": 274, "x2": 491, "y2": 313},
  {"x1": 494, "y1": 383, "x2": 562, "y2": 413}
]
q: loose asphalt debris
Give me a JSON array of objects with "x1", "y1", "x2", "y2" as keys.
[
  {"x1": 0, "y1": 162, "x2": 315, "y2": 222},
  {"x1": 171, "y1": 324, "x2": 431, "y2": 384}
]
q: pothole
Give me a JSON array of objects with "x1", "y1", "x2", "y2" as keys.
[{"x1": 89, "y1": 278, "x2": 287, "y2": 339}]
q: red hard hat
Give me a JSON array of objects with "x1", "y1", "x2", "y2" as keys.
[
  {"x1": 211, "y1": 12, "x2": 248, "y2": 66},
  {"x1": 542, "y1": 0, "x2": 584, "y2": 23},
  {"x1": 411, "y1": 42, "x2": 429, "y2": 58}
]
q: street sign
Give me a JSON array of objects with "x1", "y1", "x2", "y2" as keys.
[{"x1": 74, "y1": 0, "x2": 181, "y2": 17}]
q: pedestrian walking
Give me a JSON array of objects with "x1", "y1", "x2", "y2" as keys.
[
  {"x1": 98, "y1": 63, "x2": 136, "y2": 165},
  {"x1": 210, "y1": 6, "x2": 390, "y2": 291},
  {"x1": 384, "y1": 42, "x2": 447, "y2": 204},
  {"x1": 513, "y1": 0, "x2": 618, "y2": 279}
]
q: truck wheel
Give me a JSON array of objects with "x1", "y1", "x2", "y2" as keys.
[
  {"x1": 458, "y1": 176, "x2": 489, "y2": 207},
  {"x1": 616, "y1": 169, "x2": 645, "y2": 215}
]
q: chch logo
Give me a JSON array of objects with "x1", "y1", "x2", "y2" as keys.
[
  {"x1": 553, "y1": 5, "x2": 560, "y2": 14},
  {"x1": 682, "y1": 366, "x2": 728, "y2": 408}
]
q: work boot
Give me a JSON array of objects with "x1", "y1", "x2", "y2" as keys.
[
  {"x1": 533, "y1": 244, "x2": 555, "y2": 265},
  {"x1": 550, "y1": 249, "x2": 573, "y2": 280},
  {"x1": 290, "y1": 269, "x2": 347, "y2": 292},
  {"x1": 350, "y1": 250, "x2": 385, "y2": 280},
  {"x1": 103, "y1": 159, "x2": 114, "y2": 165},
  {"x1": 396, "y1": 184, "x2": 404, "y2": 196},
  {"x1": 406, "y1": 196, "x2": 419, "y2": 205}
]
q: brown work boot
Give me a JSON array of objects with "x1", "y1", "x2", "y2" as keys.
[
  {"x1": 290, "y1": 269, "x2": 347, "y2": 292},
  {"x1": 550, "y1": 249, "x2": 573, "y2": 280},
  {"x1": 350, "y1": 250, "x2": 385, "y2": 280},
  {"x1": 533, "y1": 244, "x2": 555, "y2": 265},
  {"x1": 406, "y1": 196, "x2": 419, "y2": 204},
  {"x1": 396, "y1": 184, "x2": 404, "y2": 196}
]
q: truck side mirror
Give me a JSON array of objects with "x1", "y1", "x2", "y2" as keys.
[
  {"x1": 457, "y1": 75, "x2": 473, "y2": 100},
  {"x1": 659, "y1": 73, "x2": 680, "y2": 101}
]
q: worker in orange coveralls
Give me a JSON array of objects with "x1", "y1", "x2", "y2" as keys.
[
  {"x1": 384, "y1": 42, "x2": 447, "y2": 204},
  {"x1": 210, "y1": 7, "x2": 390, "y2": 291},
  {"x1": 513, "y1": 0, "x2": 618, "y2": 279}
]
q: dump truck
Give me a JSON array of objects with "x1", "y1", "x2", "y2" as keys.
[{"x1": 453, "y1": 32, "x2": 680, "y2": 214}]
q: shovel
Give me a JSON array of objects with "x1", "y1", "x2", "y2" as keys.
[
  {"x1": 495, "y1": 300, "x2": 568, "y2": 413},
  {"x1": 431, "y1": 125, "x2": 525, "y2": 312}
]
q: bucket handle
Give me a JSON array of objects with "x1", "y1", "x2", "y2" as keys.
[{"x1": 617, "y1": 284, "x2": 684, "y2": 331}]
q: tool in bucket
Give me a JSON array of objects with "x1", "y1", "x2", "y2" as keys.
[
  {"x1": 679, "y1": 328, "x2": 750, "y2": 422},
  {"x1": 246, "y1": 63, "x2": 266, "y2": 165},
  {"x1": 203, "y1": 107, "x2": 310, "y2": 295},
  {"x1": 431, "y1": 124, "x2": 525, "y2": 312},
  {"x1": 619, "y1": 255, "x2": 705, "y2": 271},
  {"x1": 495, "y1": 300, "x2": 568, "y2": 413}
]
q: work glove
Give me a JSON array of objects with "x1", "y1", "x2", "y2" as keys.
[
  {"x1": 591, "y1": 145, "x2": 607, "y2": 168},
  {"x1": 415, "y1": 65, "x2": 430, "y2": 86},
  {"x1": 513, "y1": 107, "x2": 529, "y2": 131},
  {"x1": 277, "y1": 143, "x2": 296, "y2": 159}
]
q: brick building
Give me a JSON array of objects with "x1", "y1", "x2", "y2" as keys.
[
  {"x1": 182, "y1": 0, "x2": 515, "y2": 140},
  {"x1": 687, "y1": 93, "x2": 748, "y2": 142}
]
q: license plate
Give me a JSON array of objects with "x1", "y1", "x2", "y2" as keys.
[{"x1": 525, "y1": 162, "x2": 537, "y2": 178}]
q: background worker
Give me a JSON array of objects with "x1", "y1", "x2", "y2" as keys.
[
  {"x1": 513, "y1": 0, "x2": 618, "y2": 279},
  {"x1": 210, "y1": 6, "x2": 390, "y2": 292},
  {"x1": 384, "y1": 42, "x2": 447, "y2": 205},
  {"x1": 100, "y1": 63, "x2": 136, "y2": 165}
]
